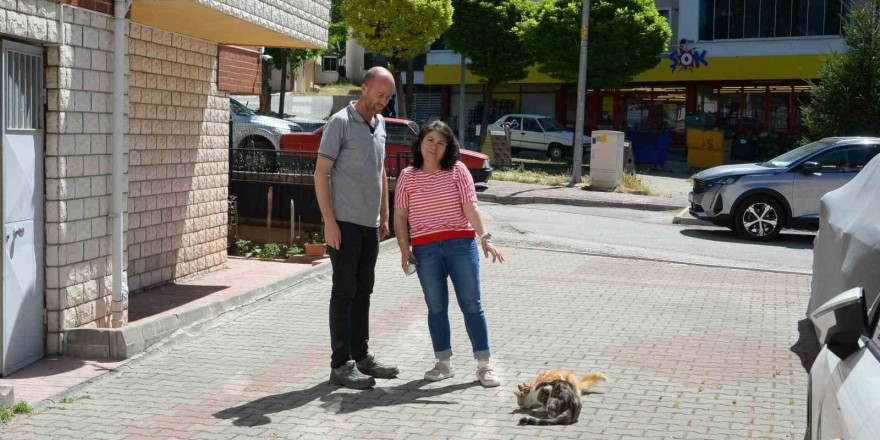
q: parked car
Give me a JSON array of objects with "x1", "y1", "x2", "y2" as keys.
[
  {"x1": 476, "y1": 114, "x2": 591, "y2": 160},
  {"x1": 688, "y1": 137, "x2": 880, "y2": 240},
  {"x1": 808, "y1": 286, "x2": 880, "y2": 440},
  {"x1": 280, "y1": 117, "x2": 493, "y2": 183},
  {"x1": 229, "y1": 98, "x2": 302, "y2": 151}
]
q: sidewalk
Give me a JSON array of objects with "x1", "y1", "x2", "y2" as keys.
[
  {"x1": 0, "y1": 246, "x2": 813, "y2": 439},
  {"x1": 0, "y1": 256, "x2": 329, "y2": 407},
  {"x1": 478, "y1": 179, "x2": 686, "y2": 211}
]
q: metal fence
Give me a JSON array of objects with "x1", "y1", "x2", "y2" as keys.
[{"x1": 229, "y1": 147, "x2": 414, "y2": 179}]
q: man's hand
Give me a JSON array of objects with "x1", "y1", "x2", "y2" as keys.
[
  {"x1": 380, "y1": 215, "x2": 390, "y2": 239},
  {"x1": 325, "y1": 221, "x2": 341, "y2": 250}
]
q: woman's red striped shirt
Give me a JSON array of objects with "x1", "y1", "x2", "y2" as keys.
[{"x1": 394, "y1": 161, "x2": 479, "y2": 246}]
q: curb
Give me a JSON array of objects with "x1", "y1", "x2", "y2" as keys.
[
  {"x1": 477, "y1": 192, "x2": 683, "y2": 212},
  {"x1": 65, "y1": 239, "x2": 401, "y2": 362},
  {"x1": 672, "y1": 207, "x2": 716, "y2": 227}
]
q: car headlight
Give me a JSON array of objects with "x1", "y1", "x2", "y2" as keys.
[
  {"x1": 483, "y1": 159, "x2": 491, "y2": 169},
  {"x1": 708, "y1": 176, "x2": 741, "y2": 187}
]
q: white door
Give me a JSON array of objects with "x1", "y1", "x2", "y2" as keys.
[
  {"x1": 518, "y1": 117, "x2": 547, "y2": 153},
  {"x1": 1, "y1": 40, "x2": 44, "y2": 376}
]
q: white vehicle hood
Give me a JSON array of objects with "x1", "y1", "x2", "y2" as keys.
[{"x1": 808, "y1": 154, "x2": 880, "y2": 317}]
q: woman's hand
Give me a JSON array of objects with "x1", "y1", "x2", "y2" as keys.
[
  {"x1": 481, "y1": 240, "x2": 504, "y2": 263},
  {"x1": 401, "y1": 246, "x2": 414, "y2": 274}
]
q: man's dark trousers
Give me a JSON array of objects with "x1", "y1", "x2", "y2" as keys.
[{"x1": 328, "y1": 221, "x2": 380, "y2": 369}]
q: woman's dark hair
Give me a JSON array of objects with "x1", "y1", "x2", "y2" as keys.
[{"x1": 411, "y1": 120, "x2": 461, "y2": 171}]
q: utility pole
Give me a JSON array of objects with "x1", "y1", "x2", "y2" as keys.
[
  {"x1": 570, "y1": 0, "x2": 590, "y2": 185},
  {"x1": 459, "y1": 55, "x2": 466, "y2": 146}
]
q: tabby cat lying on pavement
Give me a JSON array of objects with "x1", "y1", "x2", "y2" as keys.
[{"x1": 515, "y1": 370, "x2": 607, "y2": 425}]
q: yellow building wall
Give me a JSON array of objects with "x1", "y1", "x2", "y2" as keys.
[{"x1": 425, "y1": 55, "x2": 825, "y2": 85}]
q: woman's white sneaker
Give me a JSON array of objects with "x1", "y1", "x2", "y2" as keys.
[
  {"x1": 424, "y1": 361, "x2": 455, "y2": 381},
  {"x1": 476, "y1": 364, "x2": 501, "y2": 387}
]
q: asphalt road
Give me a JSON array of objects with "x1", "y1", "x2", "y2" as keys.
[{"x1": 481, "y1": 203, "x2": 815, "y2": 274}]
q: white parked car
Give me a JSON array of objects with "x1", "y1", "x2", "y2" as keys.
[
  {"x1": 808, "y1": 286, "x2": 880, "y2": 440},
  {"x1": 806, "y1": 154, "x2": 880, "y2": 440},
  {"x1": 476, "y1": 114, "x2": 590, "y2": 160},
  {"x1": 229, "y1": 98, "x2": 302, "y2": 151}
]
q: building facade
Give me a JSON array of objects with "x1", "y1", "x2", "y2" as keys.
[
  {"x1": 400, "y1": 0, "x2": 847, "y2": 154},
  {"x1": 0, "y1": 0, "x2": 327, "y2": 376}
]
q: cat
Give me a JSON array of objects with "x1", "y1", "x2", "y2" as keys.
[{"x1": 515, "y1": 370, "x2": 607, "y2": 426}]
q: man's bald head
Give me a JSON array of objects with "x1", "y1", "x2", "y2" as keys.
[
  {"x1": 358, "y1": 66, "x2": 396, "y2": 119},
  {"x1": 363, "y1": 66, "x2": 395, "y2": 87}
]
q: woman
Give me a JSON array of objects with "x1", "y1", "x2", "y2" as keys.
[{"x1": 393, "y1": 121, "x2": 504, "y2": 387}]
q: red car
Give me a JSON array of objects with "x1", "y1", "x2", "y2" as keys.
[{"x1": 279, "y1": 118, "x2": 492, "y2": 183}]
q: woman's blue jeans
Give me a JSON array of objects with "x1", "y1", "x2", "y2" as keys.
[{"x1": 412, "y1": 238, "x2": 491, "y2": 359}]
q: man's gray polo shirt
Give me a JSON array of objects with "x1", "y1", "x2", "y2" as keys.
[{"x1": 318, "y1": 103, "x2": 386, "y2": 228}]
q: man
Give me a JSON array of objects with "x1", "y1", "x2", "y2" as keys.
[{"x1": 314, "y1": 67, "x2": 400, "y2": 389}]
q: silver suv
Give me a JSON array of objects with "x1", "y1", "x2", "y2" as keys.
[{"x1": 689, "y1": 137, "x2": 880, "y2": 240}]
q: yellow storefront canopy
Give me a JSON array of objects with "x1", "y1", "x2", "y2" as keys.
[{"x1": 132, "y1": 0, "x2": 328, "y2": 49}]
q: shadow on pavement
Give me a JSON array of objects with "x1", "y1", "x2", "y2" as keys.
[
  {"x1": 791, "y1": 318, "x2": 822, "y2": 374},
  {"x1": 213, "y1": 379, "x2": 479, "y2": 426},
  {"x1": 319, "y1": 379, "x2": 480, "y2": 414},
  {"x1": 679, "y1": 228, "x2": 815, "y2": 250}
]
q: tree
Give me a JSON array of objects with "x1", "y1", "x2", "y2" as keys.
[
  {"x1": 264, "y1": 48, "x2": 325, "y2": 117},
  {"x1": 802, "y1": 0, "x2": 880, "y2": 140},
  {"x1": 446, "y1": 0, "x2": 536, "y2": 149},
  {"x1": 521, "y1": 0, "x2": 671, "y2": 89},
  {"x1": 343, "y1": 0, "x2": 453, "y2": 120}
]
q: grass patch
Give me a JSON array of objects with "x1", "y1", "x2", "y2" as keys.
[
  {"x1": 0, "y1": 407, "x2": 10, "y2": 424},
  {"x1": 617, "y1": 173, "x2": 656, "y2": 196},
  {"x1": 490, "y1": 165, "x2": 578, "y2": 187},
  {"x1": 59, "y1": 395, "x2": 91, "y2": 405},
  {"x1": 299, "y1": 81, "x2": 361, "y2": 96},
  {"x1": 12, "y1": 401, "x2": 32, "y2": 416}
]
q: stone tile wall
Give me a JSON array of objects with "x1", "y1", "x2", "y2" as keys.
[
  {"x1": 42, "y1": 5, "x2": 122, "y2": 354},
  {"x1": 126, "y1": 23, "x2": 228, "y2": 293}
]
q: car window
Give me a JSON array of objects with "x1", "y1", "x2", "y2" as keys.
[
  {"x1": 230, "y1": 99, "x2": 255, "y2": 117},
  {"x1": 521, "y1": 118, "x2": 542, "y2": 132},
  {"x1": 846, "y1": 145, "x2": 880, "y2": 172},
  {"x1": 537, "y1": 117, "x2": 565, "y2": 132},
  {"x1": 386, "y1": 123, "x2": 414, "y2": 145},
  {"x1": 503, "y1": 117, "x2": 520, "y2": 129},
  {"x1": 811, "y1": 146, "x2": 872, "y2": 173}
]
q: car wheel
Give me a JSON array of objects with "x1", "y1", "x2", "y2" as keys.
[
  {"x1": 547, "y1": 144, "x2": 565, "y2": 161},
  {"x1": 239, "y1": 136, "x2": 278, "y2": 172},
  {"x1": 734, "y1": 196, "x2": 784, "y2": 240}
]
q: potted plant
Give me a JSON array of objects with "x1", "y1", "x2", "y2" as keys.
[{"x1": 303, "y1": 232, "x2": 326, "y2": 256}]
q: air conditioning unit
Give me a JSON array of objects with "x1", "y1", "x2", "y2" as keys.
[{"x1": 589, "y1": 130, "x2": 625, "y2": 190}]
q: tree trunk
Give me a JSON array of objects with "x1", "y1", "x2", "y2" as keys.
[
  {"x1": 405, "y1": 58, "x2": 415, "y2": 121},
  {"x1": 259, "y1": 55, "x2": 273, "y2": 115},
  {"x1": 478, "y1": 80, "x2": 496, "y2": 152},
  {"x1": 278, "y1": 51, "x2": 288, "y2": 118},
  {"x1": 391, "y1": 65, "x2": 407, "y2": 120}
]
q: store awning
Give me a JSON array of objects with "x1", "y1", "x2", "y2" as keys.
[{"x1": 131, "y1": 0, "x2": 328, "y2": 49}]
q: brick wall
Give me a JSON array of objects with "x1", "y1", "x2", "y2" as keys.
[
  {"x1": 218, "y1": 45, "x2": 260, "y2": 94},
  {"x1": 127, "y1": 23, "x2": 228, "y2": 293},
  {"x1": 53, "y1": 0, "x2": 113, "y2": 15},
  {"x1": 44, "y1": 6, "x2": 121, "y2": 354}
]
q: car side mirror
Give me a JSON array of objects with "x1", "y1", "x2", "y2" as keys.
[
  {"x1": 810, "y1": 287, "x2": 870, "y2": 359},
  {"x1": 801, "y1": 161, "x2": 821, "y2": 174}
]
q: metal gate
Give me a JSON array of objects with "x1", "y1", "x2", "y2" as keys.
[{"x1": 1, "y1": 40, "x2": 45, "y2": 376}]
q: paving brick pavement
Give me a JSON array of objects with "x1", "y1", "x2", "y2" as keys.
[{"x1": 0, "y1": 246, "x2": 812, "y2": 439}]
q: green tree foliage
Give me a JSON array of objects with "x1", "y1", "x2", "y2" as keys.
[
  {"x1": 342, "y1": 0, "x2": 453, "y2": 119},
  {"x1": 520, "y1": 0, "x2": 671, "y2": 89},
  {"x1": 445, "y1": 0, "x2": 536, "y2": 148},
  {"x1": 802, "y1": 0, "x2": 880, "y2": 139}
]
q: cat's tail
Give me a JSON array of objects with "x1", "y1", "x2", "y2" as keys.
[
  {"x1": 577, "y1": 372, "x2": 608, "y2": 393},
  {"x1": 518, "y1": 411, "x2": 577, "y2": 426}
]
